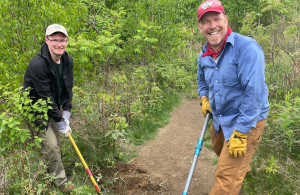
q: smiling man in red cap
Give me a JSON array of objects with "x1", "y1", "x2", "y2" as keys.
[
  {"x1": 196, "y1": 0, "x2": 269, "y2": 194},
  {"x1": 23, "y1": 24, "x2": 75, "y2": 193}
]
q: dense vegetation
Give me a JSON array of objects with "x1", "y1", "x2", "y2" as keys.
[{"x1": 0, "y1": 0, "x2": 299, "y2": 194}]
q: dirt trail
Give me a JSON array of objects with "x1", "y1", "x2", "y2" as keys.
[{"x1": 102, "y1": 99, "x2": 217, "y2": 194}]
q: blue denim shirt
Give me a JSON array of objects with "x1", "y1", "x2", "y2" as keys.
[{"x1": 197, "y1": 32, "x2": 269, "y2": 141}]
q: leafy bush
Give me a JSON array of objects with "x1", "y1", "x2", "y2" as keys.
[
  {"x1": 0, "y1": 85, "x2": 50, "y2": 194},
  {"x1": 0, "y1": 86, "x2": 48, "y2": 155},
  {"x1": 243, "y1": 93, "x2": 300, "y2": 194},
  {"x1": 69, "y1": 60, "x2": 193, "y2": 165}
]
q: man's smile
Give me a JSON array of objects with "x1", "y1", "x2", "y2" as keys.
[{"x1": 209, "y1": 30, "x2": 220, "y2": 35}]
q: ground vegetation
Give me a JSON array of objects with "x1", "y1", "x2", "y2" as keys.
[{"x1": 0, "y1": 0, "x2": 299, "y2": 194}]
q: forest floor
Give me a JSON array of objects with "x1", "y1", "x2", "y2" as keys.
[{"x1": 99, "y1": 98, "x2": 218, "y2": 195}]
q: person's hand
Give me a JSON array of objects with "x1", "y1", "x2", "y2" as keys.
[
  {"x1": 62, "y1": 110, "x2": 71, "y2": 126},
  {"x1": 55, "y1": 119, "x2": 72, "y2": 137},
  {"x1": 228, "y1": 130, "x2": 248, "y2": 158},
  {"x1": 65, "y1": 126, "x2": 72, "y2": 137},
  {"x1": 200, "y1": 96, "x2": 212, "y2": 117}
]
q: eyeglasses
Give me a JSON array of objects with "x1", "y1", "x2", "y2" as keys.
[{"x1": 46, "y1": 37, "x2": 68, "y2": 45}]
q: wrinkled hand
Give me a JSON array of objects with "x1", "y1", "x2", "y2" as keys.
[
  {"x1": 55, "y1": 119, "x2": 72, "y2": 137},
  {"x1": 200, "y1": 96, "x2": 212, "y2": 117},
  {"x1": 228, "y1": 130, "x2": 248, "y2": 158}
]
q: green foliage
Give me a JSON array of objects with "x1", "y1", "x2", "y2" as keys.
[
  {"x1": 69, "y1": 59, "x2": 189, "y2": 166},
  {"x1": 238, "y1": 0, "x2": 300, "y2": 101},
  {"x1": 0, "y1": 85, "x2": 58, "y2": 193},
  {"x1": 203, "y1": 134, "x2": 212, "y2": 142},
  {"x1": 66, "y1": 0, "x2": 202, "y2": 83},
  {"x1": 265, "y1": 93, "x2": 300, "y2": 155},
  {"x1": 204, "y1": 142, "x2": 213, "y2": 151},
  {"x1": 243, "y1": 93, "x2": 300, "y2": 194},
  {"x1": 0, "y1": 149, "x2": 52, "y2": 194},
  {"x1": 221, "y1": 0, "x2": 261, "y2": 31},
  {"x1": 0, "y1": 86, "x2": 50, "y2": 156},
  {"x1": 0, "y1": 148, "x2": 104, "y2": 194},
  {"x1": 265, "y1": 155, "x2": 279, "y2": 174},
  {"x1": 212, "y1": 158, "x2": 219, "y2": 166},
  {"x1": 129, "y1": 93, "x2": 182, "y2": 143},
  {"x1": 2, "y1": 0, "x2": 300, "y2": 193},
  {"x1": 0, "y1": 0, "x2": 85, "y2": 88}
]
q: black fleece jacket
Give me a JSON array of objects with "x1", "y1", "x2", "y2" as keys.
[{"x1": 23, "y1": 43, "x2": 73, "y2": 125}]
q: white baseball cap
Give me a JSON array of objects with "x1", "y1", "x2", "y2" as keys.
[{"x1": 45, "y1": 24, "x2": 68, "y2": 37}]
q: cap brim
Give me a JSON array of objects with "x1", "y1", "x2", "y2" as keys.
[
  {"x1": 198, "y1": 9, "x2": 224, "y2": 22},
  {"x1": 46, "y1": 30, "x2": 68, "y2": 37}
]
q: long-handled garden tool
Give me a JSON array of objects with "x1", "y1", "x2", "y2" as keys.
[
  {"x1": 182, "y1": 112, "x2": 211, "y2": 195},
  {"x1": 68, "y1": 132, "x2": 101, "y2": 193}
]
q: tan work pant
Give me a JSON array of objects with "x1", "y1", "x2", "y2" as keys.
[
  {"x1": 40, "y1": 119, "x2": 67, "y2": 187},
  {"x1": 209, "y1": 119, "x2": 266, "y2": 195}
]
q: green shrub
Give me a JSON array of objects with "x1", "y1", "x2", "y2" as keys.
[{"x1": 243, "y1": 93, "x2": 300, "y2": 194}]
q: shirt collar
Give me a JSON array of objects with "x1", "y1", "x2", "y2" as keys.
[{"x1": 226, "y1": 31, "x2": 235, "y2": 47}]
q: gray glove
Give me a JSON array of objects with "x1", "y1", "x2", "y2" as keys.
[
  {"x1": 62, "y1": 111, "x2": 71, "y2": 125},
  {"x1": 55, "y1": 119, "x2": 72, "y2": 137}
]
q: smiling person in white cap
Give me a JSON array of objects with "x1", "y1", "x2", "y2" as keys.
[
  {"x1": 23, "y1": 24, "x2": 75, "y2": 193},
  {"x1": 196, "y1": 0, "x2": 269, "y2": 194}
]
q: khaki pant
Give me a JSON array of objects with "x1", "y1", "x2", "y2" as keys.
[
  {"x1": 40, "y1": 119, "x2": 67, "y2": 187},
  {"x1": 209, "y1": 119, "x2": 266, "y2": 195}
]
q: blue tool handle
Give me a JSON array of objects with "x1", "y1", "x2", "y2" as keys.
[{"x1": 182, "y1": 112, "x2": 211, "y2": 194}]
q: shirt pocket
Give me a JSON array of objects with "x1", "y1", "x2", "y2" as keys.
[
  {"x1": 221, "y1": 62, "x2": 239, "y2": 87},
  {"x1": 202, "y1": 64, "x2": 215, "y2": 88}
]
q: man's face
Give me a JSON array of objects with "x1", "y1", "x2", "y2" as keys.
[
  {"x1": 198, "y1": 12, "x2": 228, "y2": 52},
  {"x1": 45, "y1": 32, "x2": 68, "y2": 57}
]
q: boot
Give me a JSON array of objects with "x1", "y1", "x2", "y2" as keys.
[{"x1": 59, "y1": 182, "x2": 76, "y2": 194}]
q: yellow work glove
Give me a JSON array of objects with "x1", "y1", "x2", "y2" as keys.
[
  {"x1": 228, "y1": 130, "x2": 248, "y2": 158},
  {"x1": 200, "y1": 96, "x2": 212, "y2": 117}
]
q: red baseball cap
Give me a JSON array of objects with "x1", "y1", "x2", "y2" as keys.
[{"x1": 197, "y1": 0, "x2": 225, "y2": 22}]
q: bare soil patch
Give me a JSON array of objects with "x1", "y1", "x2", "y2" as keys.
[{"x1": 99, "y1": 99, "x2": 217, "y2": 194}]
